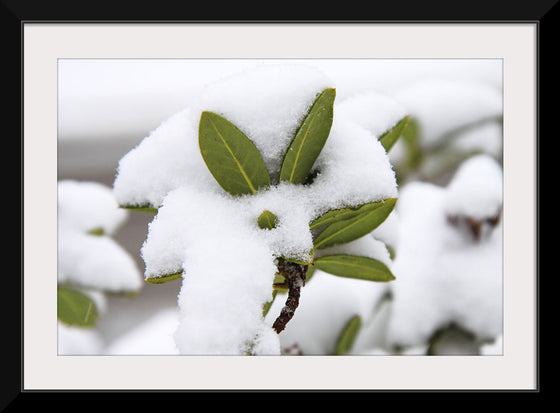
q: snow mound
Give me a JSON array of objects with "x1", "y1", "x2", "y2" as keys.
[
  {"x1": 58, "y1": 180, "x2": 128, "y2": 235},
  {"x1": 58, "y1": 180, "x2": 142, "y2": 293},
  {"x1": 444, "y1": 154, "x2": 503, "y2": 220}
]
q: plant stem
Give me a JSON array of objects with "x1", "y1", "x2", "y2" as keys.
[{"x1": 272, "y1": 259, "x2": 308, "y2": 334}]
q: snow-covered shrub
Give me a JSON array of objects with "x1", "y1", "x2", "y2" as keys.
[
  {"x1": 57, "y1": 180, "x2": 142, "y2": 353},
  {"x1": 273, "y1": 154, "x2": 503, "y2": 356},
  {"x1": 113, "y1": 64, "x2": 408, "y2": 355},
  {"x1": 384, "y1": 154, "x2": 503, "y2": 354}
]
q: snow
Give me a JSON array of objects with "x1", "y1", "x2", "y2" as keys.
[
  {"x1": 443, "y1": 154, "x2": 503, "y2": 220},
  {"x1": 114, "y1": 63, "x2": 401, "y2": 354},
  {"x1": 58, "y1": 180, "x2": 128, "y2": 236},
  {"x1": 371, "y1": 209, "x2": 401, "y2": 253},
  {"x1": 104, "y1": 308, "x2": 180, "y2": 355},
  {"x1": 153, "y1": 186, "x2": 279, "y2": 355},
  {"x1": 58, "y1": 180, "x2": 142, "y2": 293},
  {"x1": 112, "y1": 109, "x2": 204, "y2": 210},
  {"x1": 114, "y1": 64, "x2": 397, "y2": 210},
  {"x1": 385, "y1": 155, "x2": 503, "y2": 351},
  {"x1": 58, "y1": 230, "x2": 142, "y2": 292}
]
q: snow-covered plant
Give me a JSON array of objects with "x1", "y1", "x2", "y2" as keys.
[
  {"x1": 113, "y1": 65, "x2": 407, "y2": 354},
  {"x1": 57, "y1": 180, "x2": 142, "y2": 330},
  {"x1": 265, "y1": 236, "x2": 396, "y2": 355},
  {"x1": 197, "y1": 87, "x2": 400, "y2": 335},
  {"x1": 385, "y1": 154, "x2": 503, "y2": 354}
]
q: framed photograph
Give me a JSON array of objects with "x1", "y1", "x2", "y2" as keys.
[{"x1": 15, "y1": 8, "x2": 548, "y2": 399}]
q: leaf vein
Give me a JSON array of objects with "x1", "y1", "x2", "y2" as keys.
[
  {"x1": 315, "y1": 206, "x2": 380, "y2": 248},
  {"x1": 210, "y1": 119, "x2": 256, "y2": 194},
  {"x1": 289, "y1": 109, "x2": 319, "y2": 183}
]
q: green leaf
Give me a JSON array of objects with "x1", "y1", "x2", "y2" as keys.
[
  {"x1": 312, "y1": 198, "x2": 397, "y2": 250},
  {"x1": 88, "y1": 227, "x2": 104, "y2": 236},
  {"x1": 304, "y1": 264, "x2": 316, "y2": 283},
  {"x1": 402, "y1": 117, "x2": 422, "y2": 170},
  {"x1": 257, "y1": 210, "x2": 278, "y2": 230},
  {"x1": 386, "y1": 244, "x2": 396, "y2": 260},
  {"x1": 379, "y1": 115, "x2": 409, "y2": 152},
  {"x1": 310, "y1": 203, "x2": 376, "y2": 230},
  {"x1": 145, "y1": 271, "x2": 183, "y2": 284},
  {"x1": 199, "y1": 111, "x2": 271, "y2": 196},
  {"x1": 279, "y1": 88, "x2": 336, "y2": 184},
  {"x1": 262, "y1": 290, "x2": 278, "y2": 317},
  {"x1": 272, "y1": 272, "x2": 288, "y2": 291},
  {"x1": 335, "y1": 315, "x2": 362, "y2": 355},
  {"x1": 57, "y1": 285, "x2": 99, "y2": 327},
  {"x1": 119, "y1": 204, "x2": 159, "y2": 214},
  {"x1": 313, "y1": 254, "x2": 395, "y2": 282}
]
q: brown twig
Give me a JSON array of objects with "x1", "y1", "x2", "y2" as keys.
[{"x1": 272, "y1": 259, "x2": 308, "y2": 334}]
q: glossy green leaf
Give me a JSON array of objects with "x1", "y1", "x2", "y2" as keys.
[
  {"x1": 379, "y1": 115, "x2": 409, "y2": 152},
  {"x1": 257, "y1": 210, "x2": 278, "y2": 230},
  {"x1": 313, "y1": 198, "x2": 397, "y2": 250},
  {"x1": 57, "y1": 286, "x2": 98, "y2": 327},
  {"x1": 313, "y1": 254, "x2": 395, "y2": 282},
  {"x1": 199, "y1": 111, "x2": 271, "y2": 196},
  {"x1": 279, "y1": 88, "x2": 336, "y2": 184},
  {"x1": 145, "y1": 271, "x2": 183, "y2": 284},
  {"x1": 335, "y1": 315, "x2": 362, "y2": 355}
]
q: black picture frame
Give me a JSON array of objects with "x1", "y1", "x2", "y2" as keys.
[{"x1": 9, "y1": 0, "x2": 554, "y2": 405}]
